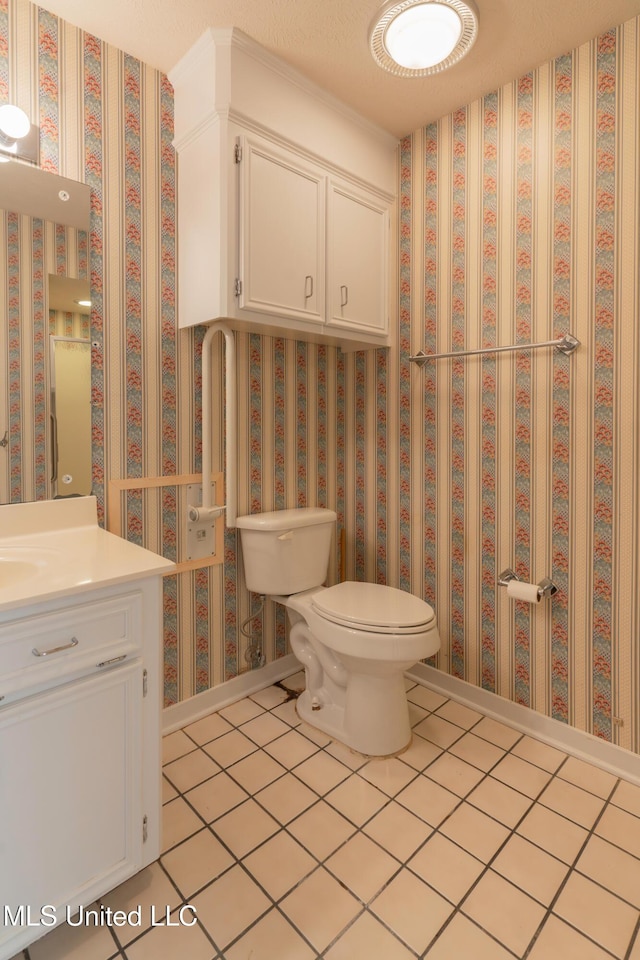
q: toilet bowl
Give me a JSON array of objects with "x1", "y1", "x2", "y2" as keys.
[{"x1": 236, "y1": 508, "x2": 440, "y2": 756}]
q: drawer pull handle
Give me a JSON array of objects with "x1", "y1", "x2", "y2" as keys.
[
  {"x1": 96, "y1": 654, "x2": 127, "y2": 668},
  {"x1": 340, "y1": 285, "x2": 349, "y2": 308},
  {"x1": 32, "y1": 636, "x2": 79, "y2": 658}
]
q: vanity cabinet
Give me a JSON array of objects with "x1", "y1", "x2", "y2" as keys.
[
  {"x1": 169, "y1": 28, "x2": 397, "y2": 350},
  {"x1": 0, "y1": 663, "x2": 143, "y2": 935},
  {"x1": 0, "y1": 575, "x2": 165, "y2": 960}
]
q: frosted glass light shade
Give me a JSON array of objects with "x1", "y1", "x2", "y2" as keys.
[
  {"x1": 385, "y1": 4, "x2": 462, "y2": 69},
  {"x1": 370, "y1": 0, "x2": 478, "y2": 77},
  {"x1": 0, "y1": 104, "x2": 31, "y2": 141}
]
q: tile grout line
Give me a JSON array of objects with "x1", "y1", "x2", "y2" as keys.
[
  {"x1": 161, "y1": 689, "x2": 364, "y2": 956},
  {"x1": 164, "y1": 692, "x2": 532, "y2": 956},
  {"x1": 161, "y1": 690, "x2": 470, "y2": 956},
  {"x1": 157, "y1": 684, "x2": 639, "y2": 959},
  {"x1": 165, "y1": 691, "x2": 421, "y2": 957},
  {"x1": 308, "y1": 700, "x2": 544, "y2": 957},
  {"x1": 159, "y1": 698, "x2": 306, "y2": 955},
  {"x1": 400, "y1": 718, "x2": 535, "y2": 956},
  {"x1": 166, "y1": 691, "x2": 574, "y2": 954},
  {"x1": 520, "y1": 773, "x2": 623, "y2": 959},
  {"x1": 397, "y1": 714, "x2": 628, "y2": 958},
  {"x1": 624, "y1": 915, "x2": 640, "y2": 960}
]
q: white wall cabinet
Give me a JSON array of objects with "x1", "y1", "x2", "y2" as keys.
[
  {"x1": 170, "y1": 28, "x2": 397, "y2": 350},
  {"x1": 327, "y1": 181, "x2": 389, "y2": 336},
  {"x1": 236, "y1": 134, "x2": 390, "y2": 343},
  {"x1": 238, "y1": 135, "x2": 325, "y2": 326}
]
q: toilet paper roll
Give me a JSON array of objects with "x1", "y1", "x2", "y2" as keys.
[{"x1": 506, "y1": 579, "x2": 541, "y2": 604}]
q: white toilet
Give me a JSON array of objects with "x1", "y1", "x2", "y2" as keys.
[{"x1": 236, "y1": 507, "x2": 440, "y2": 756}]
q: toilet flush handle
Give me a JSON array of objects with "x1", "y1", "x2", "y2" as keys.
[{"x1": 277, "y1": 530, "x2": 294, "y2": 541}]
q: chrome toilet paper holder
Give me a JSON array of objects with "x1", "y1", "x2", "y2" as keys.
[{"x1": 497, "y1": 568, "x2": 558, "y2": 600}]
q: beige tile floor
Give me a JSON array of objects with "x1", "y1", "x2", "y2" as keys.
[{"x1": 13, "y1": 674, "x2": 640, "y2": 959}]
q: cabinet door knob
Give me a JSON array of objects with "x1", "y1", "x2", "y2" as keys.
[
  {"x1": 304, "y1": 275, "x2": 314, "y2": 300},
  {"x1": 340, "y1": 285, "x2": 349, "y2": 308}
]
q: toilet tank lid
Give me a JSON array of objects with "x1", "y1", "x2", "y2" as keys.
[{"x1": 235, "y1": 507, "x2": 337, "y2": 531}]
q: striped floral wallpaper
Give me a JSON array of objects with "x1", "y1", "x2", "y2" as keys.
[
  {"x1": 389, "y1": 18, "x2": 640, "y2": 752},
  {"x1": 0, "y1": 0, "x2": 341, "y2": 706},
  {"x1": 2, "y1": 0, "x2": 640, "y2": 757}
]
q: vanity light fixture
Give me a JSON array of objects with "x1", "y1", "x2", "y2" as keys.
[
  {"x1": 369, "y1": 0, "x2": 478, "y2": 77},
  {"x1": 0, "y1": 103, "x2": 39, "y2": 163},
  {"x1": 0, "y1": 104, "x2": 30, "y2": 142}
]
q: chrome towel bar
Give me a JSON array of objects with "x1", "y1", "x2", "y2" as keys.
[{"x1": 408, "y1": 333, "x2": 580, "y2": 367}]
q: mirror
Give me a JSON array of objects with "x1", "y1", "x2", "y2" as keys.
[
  {"x1": 0, "y1": 162, "x2": 91, "y2": 504},
  {"x1": 49, "y1": 275, "x2": 92, "y2": 498}
]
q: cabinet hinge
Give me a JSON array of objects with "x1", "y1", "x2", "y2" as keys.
[
  {"x1": 142, "y1": 668, "x2": 148, "y2": 697},
  {"x1": 234, "y1": 143, "x2": 242, "y2": 164},
  {"x1": 234, "y1": 278, "x2": 243, "y2": 297},
  {"x1": 142, "y1": 815, "x2": 148, "y2": 843}
]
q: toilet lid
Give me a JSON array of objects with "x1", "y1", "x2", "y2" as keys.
[{"x1": 312, "y1": 581, "x2": 435, "y2": 633}]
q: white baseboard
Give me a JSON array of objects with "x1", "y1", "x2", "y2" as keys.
[
  {"x1": 407, "y1": 663, "x2": 640, "y2": 787},
  {"x1": 163, "y1": 655, "x2": 640, "y2": 787},
  {"x1": 162, "y1": 654, "x2": 299, "y2": 735}
]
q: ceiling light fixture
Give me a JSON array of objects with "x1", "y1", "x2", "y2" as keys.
[
  {"x1": 369, "y1": 0, "x2": 478, "y2": 77},
  {"x1": 0, "y1": 103, "x2": 39, "y2": 164}
]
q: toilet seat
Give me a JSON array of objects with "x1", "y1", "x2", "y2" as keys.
[{"x1": 311, "y1": 581, "x2": 435, "y2": 635}]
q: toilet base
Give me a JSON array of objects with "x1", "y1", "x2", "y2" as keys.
[
  {"x1": 296, "y1": 670, "x2": 413, "y2": 757},
  {"x1": 296, "y1": 691, "x2": 346, "y2": 745}
]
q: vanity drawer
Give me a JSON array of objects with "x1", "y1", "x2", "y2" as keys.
[{"x1": 0, "y1": 591, "x2": 143, "y2": 694}]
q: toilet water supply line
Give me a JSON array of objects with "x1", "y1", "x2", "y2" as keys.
[
  {"x1": 187, "y1": 320, "x2": 237, "y2": 528},
  {"x1": 241, "y1": 595, "x2": 266, "y2": 667}
]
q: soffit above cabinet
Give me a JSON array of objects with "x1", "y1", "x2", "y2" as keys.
[{"x1": 169, "y1": 27, "x2": 398, "y2": 198}]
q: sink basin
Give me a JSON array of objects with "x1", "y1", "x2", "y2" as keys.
[
  {"x1": 0, "y1": 546, "x2": 61, "y2": 589},
  {"x1": 0, "y1": 559, "x2": 39, "y2": 587},
  {"x1": 0, "y1": 498, "x2": 174, "y2": 613}
]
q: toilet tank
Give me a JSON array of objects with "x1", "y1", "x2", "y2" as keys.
[{"x1": 236, "y1": 507, "x2": 337, "y2": 595}]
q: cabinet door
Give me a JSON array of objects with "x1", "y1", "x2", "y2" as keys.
[
  {"x1": 328, "y1": 182, "x2": 389, "y2": 336},
  {"x1": 0, "y1": 662, "x2": 143, "y2": 957},
  {"x1": 238, "y1": 135, "x2": 325, "y2": 326}
]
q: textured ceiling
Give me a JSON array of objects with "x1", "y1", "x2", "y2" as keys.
[{"x1": 36, "y1": 0, "x2": 640, "y2": 137}]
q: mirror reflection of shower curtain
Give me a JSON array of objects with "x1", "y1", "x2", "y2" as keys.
[{"x1": 50, "y1": 336, "x2": 92, "y2": 498}]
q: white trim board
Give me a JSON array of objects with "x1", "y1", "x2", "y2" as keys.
[
  {"x1": 162, "y1": 654, "x2": 299, "y2": 735},
  {"x1": 408, "y1": 663, "x2": 640, "y2": 787},
  {"x1": 163, "y1": 656, "x2": 640, "y2": 787}
]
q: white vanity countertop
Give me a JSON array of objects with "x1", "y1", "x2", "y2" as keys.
[{"x1": 0, "y1": 496, "x2": 175, "y2": 613}]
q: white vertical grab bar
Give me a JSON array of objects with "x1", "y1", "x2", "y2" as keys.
[{"x1": 201, "y1": 320, "x2": 236, "y2": 527}]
